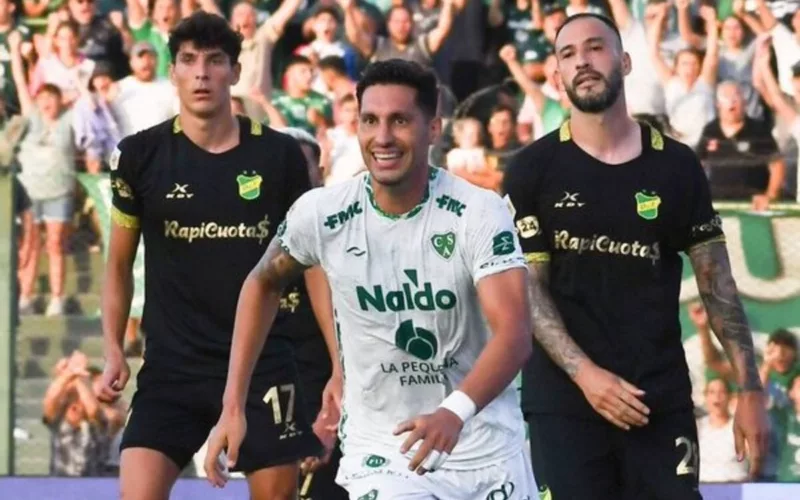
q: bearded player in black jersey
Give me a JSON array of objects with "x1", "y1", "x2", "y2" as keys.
[
  {"x1": 99, "y1": 12, "x2": 336, "y2": 500},
  {"x1": 503, "y1": 13, "x2": 770, "y2": 500}
]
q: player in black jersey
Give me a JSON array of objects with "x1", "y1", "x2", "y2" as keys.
[
  {"x1": 272, "y1": 127, "x2": 348, "y2": 500},
  {"x1": 503, "y1": 13, "x2": 769, "y2": 500},
  {"x1": 99, "y1": 12, "x2": 330, "y2": 499}
]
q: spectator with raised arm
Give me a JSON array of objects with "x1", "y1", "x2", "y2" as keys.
[
  {"x1": 649, "y1": 0, "x2": 718, "y2": 148},
  {"x1": 42, "y1": 351, "x2": 107, "y2": 477},
  {"x1": 345, "y1": 0, "x2": 455, "y2": 66},
  {"x1": 607, "y1": 0, "x2": 666, "y2": 123},
  {"x1": 753, "y1": 33, "x2": 800, "y2": 200},
  {"x1": 72, "y1": 62, "x2": 122, "y2": 174},
  {"x1": 65, "y1": 0, "x2": 130, "y2": 79},
  {"x1": 11, "y1": 29, "x2": 76, "y2": 317},
  {"x1": 30, "y1": 20, "x2": 96, "y2": 108},
  {"x1": 499, "y1": 44, "x2": 568, "y2": 142},
  {"x1": 0, "y1": 0, "x2": 33, "y2": 116},
  {"x1": 228, "y1": 0, "x2": 302, "y2": 121},
  {"x1": 750, "y1": 0, "x2": 800, "y2": 96},
  {"x1": 126, "y1": 0, "x2": 181, "y2": 78}
]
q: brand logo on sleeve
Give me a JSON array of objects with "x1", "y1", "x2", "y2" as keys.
[{"x1": 492, "y1": 231, "x2": 516, "y2": 256}]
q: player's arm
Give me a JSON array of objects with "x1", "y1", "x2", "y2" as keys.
[
  {"x1": 680, "y1": 150, "x2": 768, "y2": 476},
  {"x1": 688, "y1": 242, "x2": 760, "y2": 392},
  {"x1": 222, "y1": 240, "x2": 310, "y2": 410},
  {"x1": 458, "y1": 267, "x2": 532, "y2": 410},
  {"x1": 100, "y1": 144, "x2": 141, "y2": 402}
]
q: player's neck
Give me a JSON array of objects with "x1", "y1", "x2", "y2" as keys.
[
  {"x1": 370, "y1": 164, "x2": 429, "y2": 216},
  {"x1": 569, "y1": 102, "x2": 640, "y2": 163},
  {"x1": 178, "y1": 111, "x2": 240, "y2": 154}
]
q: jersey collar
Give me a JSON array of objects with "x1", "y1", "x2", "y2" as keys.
[
  {"x1": 365, "y1": 167, "x2": 439, "y2": 221},
  {"x1": 559, "y1": 120, "x2": 665, "y2": 151}
]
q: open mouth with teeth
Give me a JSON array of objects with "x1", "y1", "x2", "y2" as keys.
[{"x1": 371, "y1": 151, "x2": 404, "y2": 168}]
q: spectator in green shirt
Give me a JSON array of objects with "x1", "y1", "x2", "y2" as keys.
[
  {"x1": 125, "y1": 0, "x2": 180, "y2": 78},
  {"x1": 776, "y1": 373, "x2": 800, "y2": 482},
  {"x1": 270, "y1": 55, "x2": 332, "y2": 136},
  {"x1": 760, "y1": 329, "x2": 800, "y2": 398}
]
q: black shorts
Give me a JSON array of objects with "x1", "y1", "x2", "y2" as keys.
[
  {"x1": 527, "y1": 410, "x2": 702, "y2": 500},
  {"x1": 120, "y1": 363, "x2": 322, "y2": 473}
]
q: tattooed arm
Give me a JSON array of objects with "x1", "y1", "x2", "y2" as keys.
[
  {"x1": 688, "y1": 240, "x2": 762, "y2": 392},
  {"x1": 222, "y1": 238, "x2": 309, "y2": 409},
  {"x1": 527, "y1": 259, "x2": 651, "y2": 429},
  {"x1": 688, "y1": 239, "x2": 768, "y2": 476},
  {"x1": 526, "y1": 260, "x2": 588, "y2": 378}
]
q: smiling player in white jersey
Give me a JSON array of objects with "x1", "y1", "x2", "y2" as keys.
[{"x1": 204, "y1": 59, "x2": 538, "y2": 499}]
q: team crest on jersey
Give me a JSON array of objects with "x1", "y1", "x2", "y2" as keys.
[
  {"x1": 635, "y1": 191, "x2": 661, "y2": 220},
  {"x1": 431, "y1": 232, "x2": 456, "y2": 260},
  {"x1": 237, "y1": 172, "x2": 263, "y2": 200}
]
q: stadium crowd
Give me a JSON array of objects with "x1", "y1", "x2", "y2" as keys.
[{"x1": 2, "y1": 0, "x2": 799, "y2": 484}]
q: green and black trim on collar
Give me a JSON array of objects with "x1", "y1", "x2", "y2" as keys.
[
  {"x1": 558, "y1": 120, "x2": 664, "y2": 151},
  {"x1": 365, "y1": 167, "x2": 440, "y2": 220}
]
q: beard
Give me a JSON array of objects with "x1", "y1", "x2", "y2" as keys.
[{"x1": 564, "y1": 65, "x2": 624, "y2": 113}]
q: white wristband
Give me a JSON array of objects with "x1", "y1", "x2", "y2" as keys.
[{"x1": 439, "y1": 390, "x2": 477, "y2": 424}]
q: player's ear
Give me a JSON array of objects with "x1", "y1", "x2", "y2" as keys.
[
  {"x1": 428, "y1": 114, "x2": 442, "y2": 144},
  {"x1": 230, "y1": 61, "x2": 242, "y2": 87},
  {"x1": 622, "y1": 51, "x2": 632, "y2": 77}
]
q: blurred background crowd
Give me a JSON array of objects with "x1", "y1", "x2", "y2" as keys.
[{"x1": 2, "y1": 0, "x2": 800, "y2": 485}]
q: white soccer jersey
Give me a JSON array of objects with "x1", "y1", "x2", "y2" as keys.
[{"x1": 277, "y1": 168, "x2": 528, "y2": 470}]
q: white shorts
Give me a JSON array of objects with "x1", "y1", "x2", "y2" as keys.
[{"x1": 336, "y1": 448, "x2": 537, "y2": 500}]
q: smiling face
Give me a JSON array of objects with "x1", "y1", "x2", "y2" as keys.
[
  {"x1": 357, "y1": 83, "x2": 439, "y2": 187},
  {"x1": 554, "y1": 16, "x2": 629, "y2": 114}
]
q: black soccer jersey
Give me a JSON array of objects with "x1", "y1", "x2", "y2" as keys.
[
  {"x1": 503, "y1": 122, "x2": 724, "y2": 417},
  {"x1": 110, "y1": 116, "x2": 312, "y2": 380}
]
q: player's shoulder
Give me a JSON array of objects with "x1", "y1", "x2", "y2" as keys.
[
  {"x1": 649, "y1": 124, "x2": 702, "y2": 170},
  {"x1": 435, "y1": 168, "x2": 510, "y2": 218},
  {"x1": 503, "y1": 125, "x2": 562, "y2": 186},
  {"x1": 290, "y1": 171, "x2": 367, "y2": 214},
  {"x1": 111, "y1": 117, "x2": 175, "y2": 174}
]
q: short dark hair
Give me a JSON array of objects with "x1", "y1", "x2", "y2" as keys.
[
  {"x1": 554, "y1": 13, "x2": 622, "y2": 48},
  {"x1": 314, "y1": 5, "x2": 340, "y2": 21},
  {"x1": 168, "y1": 11, "x2": 242, "y2": 65},
  {"x1": 769, "y1": 329, "x2": 798, "y2": 351},
  {"x1": 356, "y1": 59, "x2": 438, "y2": 117},
  {"x1": 285, "y1": 55, "x2": 313, "y2": 74},
  {"x1": 319, "y1": 55, "x2": 347, "y2": 75}
]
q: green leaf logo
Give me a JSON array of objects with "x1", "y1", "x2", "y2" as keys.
[{"x1": 395, "y1": 319, "x2": 438, "y2": 361}]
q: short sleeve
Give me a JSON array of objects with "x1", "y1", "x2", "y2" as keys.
[
  {"x1": 109, "y1": 138, "x2": 142, "y2": 229},
  {"x1": 671, "y1": 149, "x2": 725, "y2": 252},
  {"x1": 465, "y1": 191, "x2": 527, "y2": 284},
  {"x1": 502, "y1": 149, "x2": 550, "y2": 264},
  {"x1": 276, "y1": 190, "x2": 321, "y2": 267}
]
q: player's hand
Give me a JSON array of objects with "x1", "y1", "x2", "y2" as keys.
[
  {"x1": 574, "y1": 362, "x2": 650, "y2": 430},
  {"x1": 204, "y1": 408, "x2": 247, "y2": 488},
  {"x1": 733, "y1": 390, "x2": 770, "y2": 479},
  {"x1": 99, "y1": 347, "x2": 129, "y2": 403},
  {"x1": 300, "y1": 406, "x2": 339, "y2": 474},
  {"x1": 394, "y1": 407, "x2": 463, "y2": 475},
  {"x1": 498, "y1": 44, "x2": 517, "y2": 64},
  {"x1": 320, "y1": 373, "x2": 343, "y2": 431}
]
